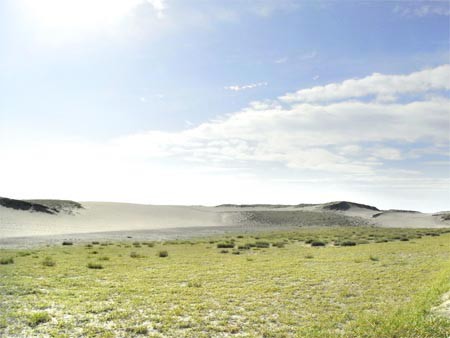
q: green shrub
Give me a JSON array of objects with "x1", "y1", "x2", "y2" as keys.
[
  {"x1": 98, "y1": 256, "x2": 110, "y2": 261},
  {"x1": 238, "y1": 244, "x2": 251, "y2": 250},
  {"x1": 217, "y1": 242, "x2": 235, "y2": 248},
  {"x1": 272, "y1": 242, "x2": 285, "y2": 248},
  {"x1": 255, "y1": 241, "x2": 270, "y2": 248},
  {"x1": 219, "y1": 249, "x2": 229, "y2": 254},
  {"x1": 62, "y1": 241, "x2": 73, "y2": 246},
  {"x1": 0, "y1": 257, "x2": 14, "y2": 265},
  {"x1": 42, "y1": 257, "x2": 55, "y2": 267},
  {"x1": 130, "y1": 252, "x2": 141, "y2": 258},
  {"x1": 158, "y1": 250, "x2": 168, "y2": 258},
  {"x1": 87, "y1": 262, "x2": 103, "y2": 269},
  {"x1": 311, "y1": 241, "x2": 326, "y2": 247},
  {"x1": 340, "y1": 241, "x2": 357, "y2": 246},
  {"x1": 369, "y1": 255, "x2": 379, "y2": 261}
]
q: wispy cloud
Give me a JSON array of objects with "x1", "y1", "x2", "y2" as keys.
[
  {"x1": 274, "y1": 57, "x2": 288, "y2": 64},
  {"x1": 224, "y1": 82, "x2": 268, "y2": 91},
  {"x1": 394, "y1": 3, "x2": 450, "y2": 17}
]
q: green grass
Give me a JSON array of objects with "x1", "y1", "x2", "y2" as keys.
[{"x1": 0, "y1": 226, "x2": 449, "y2": 337}]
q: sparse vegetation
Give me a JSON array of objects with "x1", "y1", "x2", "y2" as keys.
[{"x1": 0, "y1": 227, "x2": 449, "y2": 337}]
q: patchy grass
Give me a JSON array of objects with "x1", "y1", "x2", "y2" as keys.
[
  {"x1": 27, "y1": 312, "x2": 51, "y2": 327},
  {"x1": 0, "y1": 227, "x2": 449, "y2": 337}
]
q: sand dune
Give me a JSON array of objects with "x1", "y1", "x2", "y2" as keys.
[{"x1": 0, "y1": 198, "x2": 449, "y2": 243}]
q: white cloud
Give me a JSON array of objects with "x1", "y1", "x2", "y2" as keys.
[
  {"x1": 224, "y1": 82, "x2": 268, "y2": 91},
  {"x1": 280, "y1": 64, "x2": 450, "y2": 103}
]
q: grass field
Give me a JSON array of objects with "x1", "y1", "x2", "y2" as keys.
[{"x1": 1, "y1": 227, "x2": 450, "y2": 337}]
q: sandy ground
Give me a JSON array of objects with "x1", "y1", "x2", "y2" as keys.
[
  {"x1": 432, "y1": 291, "x2": 450, "y2": 319},
  {"x1": 1, "y1": 201, "x2": 448, "y2": 248}
]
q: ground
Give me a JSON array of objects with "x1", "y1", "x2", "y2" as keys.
[{"x1": 0, "y1": 227, "x2": 450, "y2": 337}]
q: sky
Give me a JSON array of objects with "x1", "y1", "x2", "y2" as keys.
[{"x1": 0, "y1": 0, "x2": 449, "y2": 211}]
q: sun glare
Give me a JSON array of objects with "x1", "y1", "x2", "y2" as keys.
[{"x1": 16, "y1": 0, "x2": 149, "y2": 41}]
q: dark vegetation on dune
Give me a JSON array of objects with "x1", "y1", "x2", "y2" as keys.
[
  {"x1": 323, "y1": 201, "x2": 379, "y2": 211},
  {"x1": 216, "y1": 203, "x2": 318, "y2": 208},
  {"x1": 372, "y1": 209, "x2": 421, "y2": 218},
  {"x1": 0, "y1": 197, "x2": 83, "y2": 215},
  {"x1": 0, "y1": 197, "x2": 56, "y2": 214}
]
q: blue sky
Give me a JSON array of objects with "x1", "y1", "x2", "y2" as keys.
[{"x1": 0, "y1": 0, "x2": 449, "y2": 211}]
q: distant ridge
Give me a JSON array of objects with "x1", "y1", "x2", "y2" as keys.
[{"x1": 323, "y1": 201, "x2": 379, "y2": 211}]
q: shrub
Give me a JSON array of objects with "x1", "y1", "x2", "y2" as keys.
[
  {"x1": 255, "y1": 241, "x2": 270, "y2": 248},
  {"x1": 62, "y1": 241, "x2": 73, "y2": 246},
  {"x1": 158, "y1": 250, "x2": 169, "y2": 258},
  {"x1": 92, "y1": 241, "x2": 100, "y2": 245},
  {"x1": 217, "y1": 242, "x2": 235, "y2": 249},
  {"x1": 311, "y1": 241, "x2": 326, "y2": 247},
  {"x1": 272, "y1": 242, "x2": 285, "y2": 248},
  {"x1": 232, "y1": 250, "x2": 241, "y2": 255},
  {"x1": 238, "y1": 244, "x2": 251, "y2": 250},
  {"x1": 28, "y1": 312, "x2": 51, "y2": 327},
  {"x1": 91, "y1": 251, "x2": 98, "y2": 254},
  {"x1": 98, "y1": 256, "x2": 110, "y2": 261},
  {"x1": 85, "y1": 244, "x2": 93, "y2": 248},
  {"x1": 219, "y1": 249, "x2": 229, "y2": 254},
  {"x1": 42, "y1": 257, "x2": 55, "y2": 267},
  {"x1": 87, "y1": 262, "x2": 103, "y2": 269},
  {"x1": 304, "y1": 254, "x2": 314, "y2": 259},
  {"x1": 0, "y1": 257, "x2": 14, "y2": 265},
  {"x1": 369, "y1": 255, "x2": 379, "y2": 262},
  {"x1": 130, "y1": 252, "x2": 141, "y2": 258},
  {"x1": 340, "y1": 241, "x2": 357, "y2": 246}
]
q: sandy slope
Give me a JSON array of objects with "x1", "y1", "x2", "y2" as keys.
[{"x1": 0, "y1": 202, "x2": 226, "y2": 238}]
